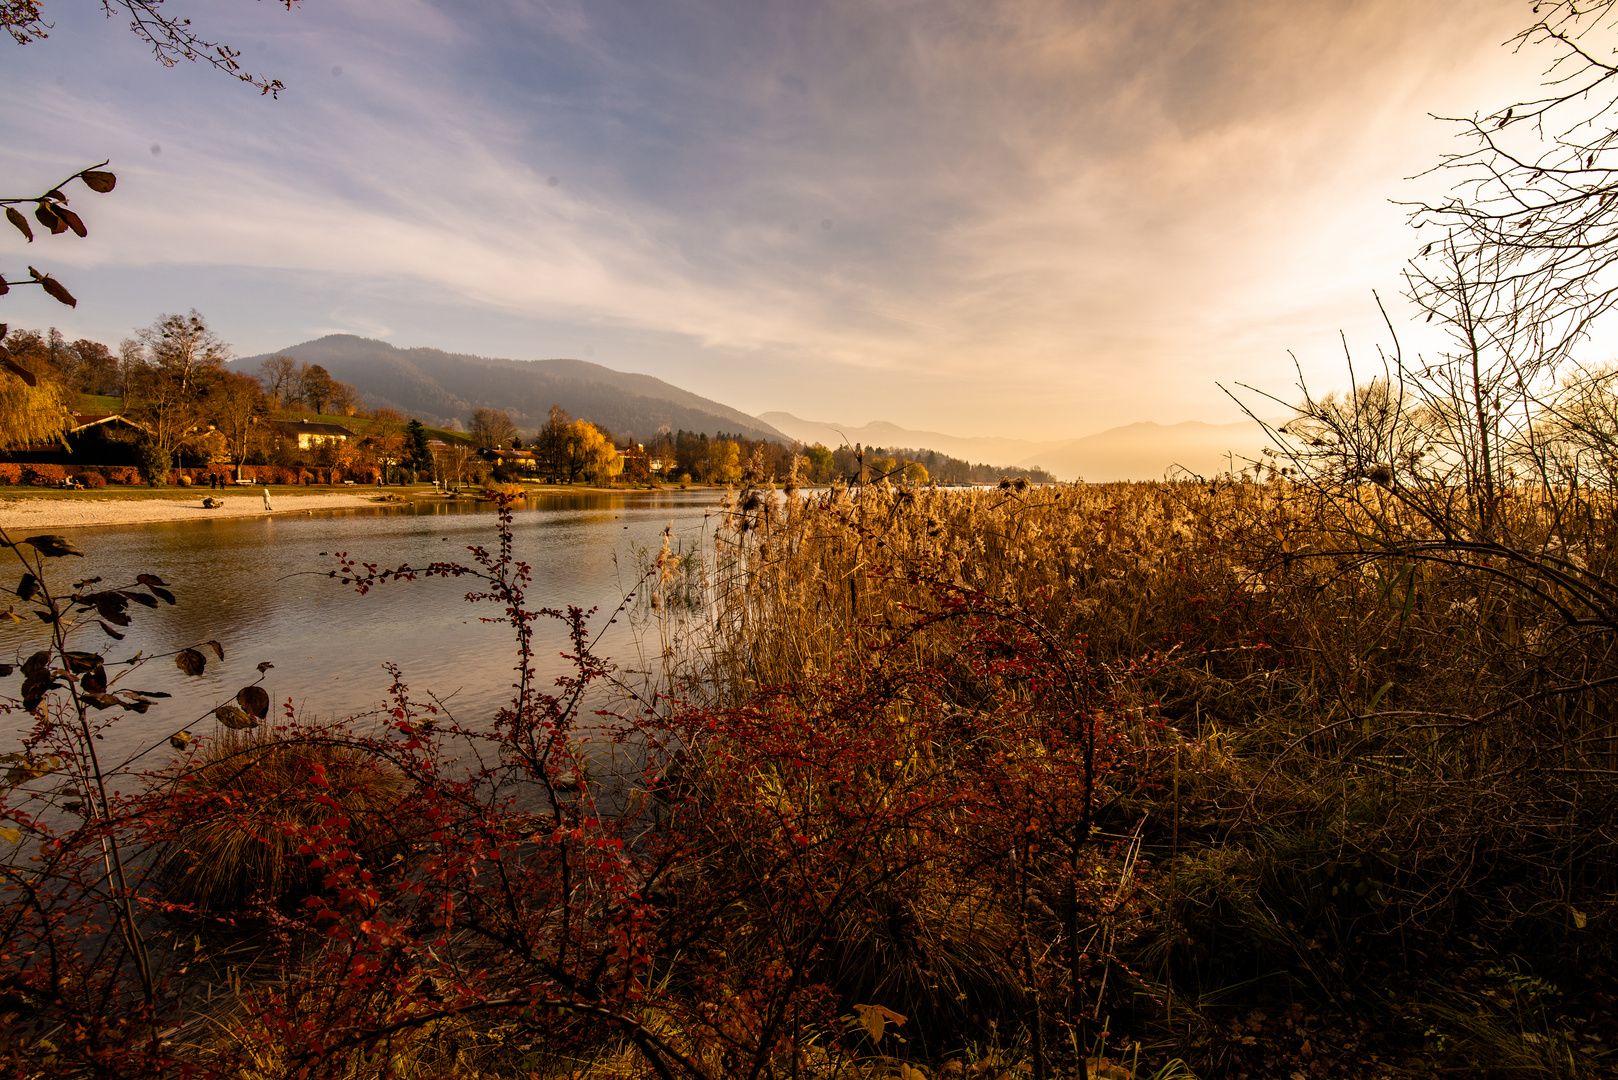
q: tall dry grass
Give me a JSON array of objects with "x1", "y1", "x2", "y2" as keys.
[
  {"x1": 653, "y1": 470, "x2": 1618, "y2": 1076},
  {"x1": 160, "y1": 724, "x2": 407, "y2": 912}
]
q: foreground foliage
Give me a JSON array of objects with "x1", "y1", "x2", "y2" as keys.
[{"x1": 0, "y1": 462, "x2": 1612, "y2": 1078}]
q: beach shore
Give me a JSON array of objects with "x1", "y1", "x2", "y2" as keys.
[{"x1": 0, "y1": 490, "x2": 403, "y2": 532}]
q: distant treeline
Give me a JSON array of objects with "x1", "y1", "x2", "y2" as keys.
[{"x1": 637, "y1": 428, "x2": 1054, "y2": 486}]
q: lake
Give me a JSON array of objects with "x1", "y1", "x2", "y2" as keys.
[{"x1": 0, "y1": 490, "x2": 725, "y2": 767}]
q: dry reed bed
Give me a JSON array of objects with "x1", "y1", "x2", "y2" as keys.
[{"x1": 657, "y1": 475, "x2": 1618, "y2": 1075}]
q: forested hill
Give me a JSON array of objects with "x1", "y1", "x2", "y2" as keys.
[{"x1": 236, "y1": 335, "x2": 790, "y2": 444}]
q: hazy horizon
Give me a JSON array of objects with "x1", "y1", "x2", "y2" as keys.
[{"x1": 1, "y1": 0, "x2": 1554, "y2": 442}]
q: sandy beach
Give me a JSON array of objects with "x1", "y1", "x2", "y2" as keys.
[{"x1": 0, "y1": 491, "x2": 404, "y2": 532}]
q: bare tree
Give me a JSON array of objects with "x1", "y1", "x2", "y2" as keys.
[
  {"x1": 299, "y1": 363, "x2": 335, "y2": 415},
  {"x1": 434, "y1": 441, "x2": 475, "y2": 491},
  {"x1": 328, "y1": 379, "x2": 364, "y2": 416},
  {"x1": 124, "y1": 312, "x2": 230, "y2": 480},
  {"x1": 206, "y1": 370, "x2": 267, "y2": 482},
  {"x1": 1408, "y1": 2, "x2": 1618, "y2": 354},
  {"x1": 135, "y1": 310, "x2": 230, "y2": 398},
  {"x1": 469, "y1": 407, "x2": 519, "y2": 449},
  {"x1": 260, "y1": 354, "x2": 299, "y2": 408}
]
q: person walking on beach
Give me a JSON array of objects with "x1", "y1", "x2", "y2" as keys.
[{"x1": 262, "y1": 486, "x2": 272, "y2": 511}]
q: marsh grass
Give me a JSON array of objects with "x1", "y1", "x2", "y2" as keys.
[
  {"x1": 160, "y1": 724, "x2": 407, "y2": 913},
  {"x1": 652, "y1": 473, "x2": 1618, "y2": 1076}
]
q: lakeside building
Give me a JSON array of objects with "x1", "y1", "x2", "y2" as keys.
[{"x1": 267, "y1": 419, "x2": 354, "y2": 452}]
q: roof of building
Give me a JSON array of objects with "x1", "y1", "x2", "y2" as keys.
[
  {"x1": 267, "y1": 420, "x2": 354, "y2": 437},
  {"x1": 68, "y1": 413, "x2": 147, "y2": 433}
]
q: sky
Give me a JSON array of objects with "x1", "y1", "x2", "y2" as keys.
[{"x1": 0, "y1": 0, "x2": 1560, "y2": 440}]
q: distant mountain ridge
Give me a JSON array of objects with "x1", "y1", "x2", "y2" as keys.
[
  {"x1": 237, "y1": 335, "x2": 790, "y2": 444},
  {"x1": 760, "y1": 411, "x2": 1276, "y2": 481},
  {"x1": 759, "y1": 412, "x2": 1063, "y2": 468},
  {"x1": 1018, "y1": 420, "x2": 1276, "y2": 482}
]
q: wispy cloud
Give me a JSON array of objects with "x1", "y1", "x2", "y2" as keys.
[{"x1": 0, "y1": 0, "x2": 1541, "y2": 438}]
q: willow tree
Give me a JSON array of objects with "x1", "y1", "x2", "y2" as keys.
[{"x1": 0, "y1": 325, "x2": 71, "y2": 452}]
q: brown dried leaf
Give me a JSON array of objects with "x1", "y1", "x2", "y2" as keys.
[
  {"x1": 236, "y1": 685, "x2": 269, "y2": 720},
  {"x1": 93, "y1": 593, "x2": 131, "y2": 625},
  {"x1": 80, "y1": 170, "x2": 116, "y2": 194},
  {"x1": 36, "y1": 272, "x2": 76, "y2": 308},
  {"x1": 60, "y1": 651, "x2": 99, "y2": 674},
  {"x1": 0, "y1": 350, "x2": 34, "y2": 386},
  {"x1": 213, "y1": 705, "x2": 257, "y2": 730},
  {"x1": 851, "y1": 1003, "x2": 906, "y2": 1045},
  {"x1": 5, "y1": 207, "x2": 32, "y2": 242},
  {"x1": 175, "y1": 648, "x2": 206, "y2": 677},
  {"x1": 32, "y1": 202, "x2": 63, "y2": 234},
  {"x1": 54, "y1": 206, "x2": 85, "y2": 238},
  {"x1": 22, "y1": 535, "x2": 83, "y2": 557}
]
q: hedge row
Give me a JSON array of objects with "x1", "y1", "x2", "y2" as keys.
[
  {"x1": 0, "y1": 465, "x2": 388, "y2": 487},
  {"x1": 0, "y1": 464, "x2": 147, "y2": 486}
]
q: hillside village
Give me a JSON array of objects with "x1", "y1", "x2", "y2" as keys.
[{"x1": 0, "y1": 322, "x2": 1057, "y2": 490}]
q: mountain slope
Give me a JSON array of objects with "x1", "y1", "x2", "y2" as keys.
[
  {"x1": 758, "y1": 412, "x2": 1063, "y2": 467},
  {"x1": 237, "y1": 335, "x2": 790, "y2": 443}
]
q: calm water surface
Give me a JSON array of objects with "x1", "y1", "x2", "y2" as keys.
[{"x1": 1, "y1": 491, "x2": 724, "y2": 764}]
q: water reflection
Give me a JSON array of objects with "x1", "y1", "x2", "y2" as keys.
[{"x1": 1, "y1": 490, "x2": 723, "y2": 763}]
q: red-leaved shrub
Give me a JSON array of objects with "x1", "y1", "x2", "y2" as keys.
[{"x1": 21, "y1": 464, "x2": 67, "y2": 486}]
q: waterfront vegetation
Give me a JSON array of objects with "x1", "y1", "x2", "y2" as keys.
[
  {"x1": 10, "y1": 6, "x2": 1618, "y2": 1070},
  {"x1": 2, "y1": 442, "x2": 1615, "y2": 1079}
]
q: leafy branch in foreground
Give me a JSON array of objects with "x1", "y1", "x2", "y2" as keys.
[
  {"x1": 0, "y1": 162, "x2": 116, "y2": 315},
  {"x1": 3, "y1": 0, "x2": 299, "y2": 96}
]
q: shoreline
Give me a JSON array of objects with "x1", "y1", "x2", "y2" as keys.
[
  {"x1": 0, "y1": 490, "x2": 400, "y2": 532},
  {"x1": 0, "y1": 484, "x2": 716, "y2": 533}
]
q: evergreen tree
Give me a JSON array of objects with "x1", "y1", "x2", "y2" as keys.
[{"x1": 405, "y1": 418, "x2": 431, "y2": 470}]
